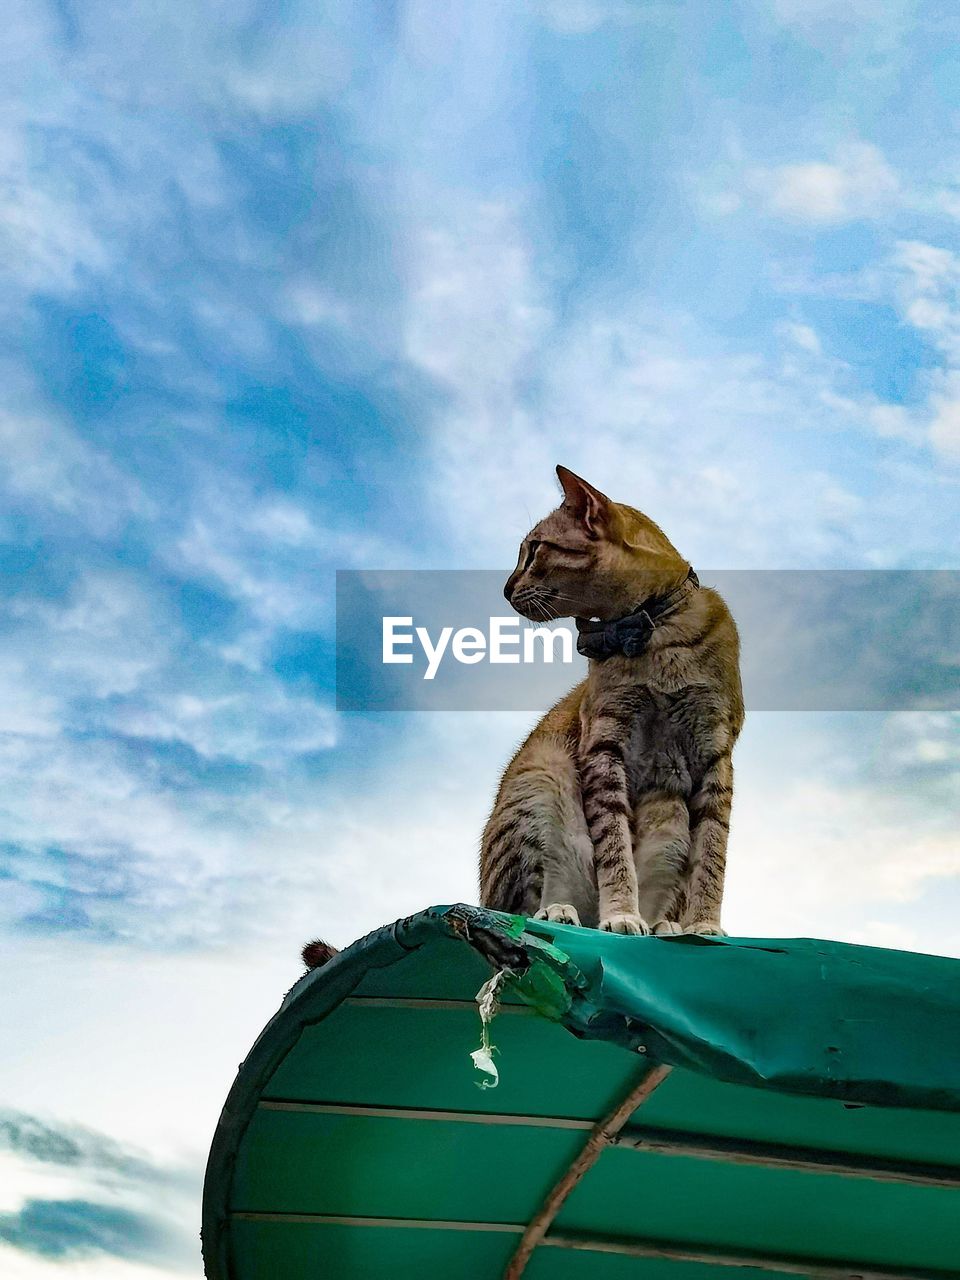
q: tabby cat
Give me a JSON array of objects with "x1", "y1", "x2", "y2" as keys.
[{"x1": 480, "y1": 466, "x2": 743, "y2": 936}]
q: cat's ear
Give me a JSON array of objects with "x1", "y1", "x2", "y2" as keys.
[{"x1": 556, "y1": 465, "x2": 614, "y2": 538}]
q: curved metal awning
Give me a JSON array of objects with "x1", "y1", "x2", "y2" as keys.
[{"x1": 202, "y1": 905, "x2": 960, "y2": 1279}]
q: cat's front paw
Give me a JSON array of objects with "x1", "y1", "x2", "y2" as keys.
[
  {"x1": 535, "y1": 903, "x2": 581, "y2": 926},
  {"x1": 599, "y1": 912, "x2": 650, "y2": 935},
  {"x1": 653, "y1": 919, "x2": 683, "y2": 936},
  {"x1": 682, "y1": 919, "x2": 726, "y2": 936}
]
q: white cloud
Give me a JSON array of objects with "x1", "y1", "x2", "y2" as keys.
[
  {"x1": 0, "y1": 1105, "x2": 198, "y2": 1274},
  {"x1": 404, "y1": 197, "x2": 862, "y2": 565},
  {"x1": 0, "y1": 172, "x2": 108, "y2": 295},
  {"x1": 751, "y1": 143, "x2": 899, "y2": 225},
  {"x1": 781, "y1": 320, "x2": 822, "y2": 355},
  {"x1": 0, "y1": 661, "x2": 59, "y2": 739},
  {"x1": 896, "y1": 239, "x2": 960, "y2": 292},
  {"x1": 8, "y1": 573, "x2": 168, "y2": 700},
  {"x1": 402, "y1": 196, "x2": 956, "y2": 567},
  {"x1": 928, "y1": 387, "x2": 960, "y2": 458},
  {"x1": 405, "y1": 200, "x2": 551, "y2": 398},
  {"x1": 0, "y1": 556, "x2": 338, "y2": 773},
  {"x1": 844, "y1": 920, "x2": 925, "y2": 951},
  {"x1": 767, "y1": 0, "x2": 916, "y2": 70},
  {"x1": 721, "y1": 716, "x2": 960, "y2": 952},
  {"x1": 771, "y1": 0, "x2": 908, "y2": 30},
  {"x1": 109, "y1": 687, "x2": 336, "y2": 765},
  {"x1": 879, "y1": 713, "x2": 960, "y2": 774},
  {"x1": 475, "y1": 310, "x2": 880, "y2": 565},
  {"x1": 245, "y1": 500, "x2": 320, "y2": 547},
  {"x1": 893, "y1": 240, "x2": 960, "y2": 361},
  {"x1": 0, "y1": 1244, "x2": 188, "y2": 1280},
  {"x1": 887, "y1": 241, "x2": 960, "y2": 459},
  {"x1": 865, "y1": 401, "x2": 921, "y2": 441},
  {"x1": 174, "y1": 484, "x2": 394, "y2": 629},
  {"x1": 225, "y1": 20, "x2": 354, "y2": 115},
  {"x1": 177, "y1": 515, "x2": 316, "y2": 629},
  {"x1": 768, "y1": 236, "x2": 960, "y2": 462},
  {"x1": 0, "y1": 410, "x2": 147, "y2": 537},
  {"x1": 402, "y1": 200, "x2": 559, "y2": 559},
  {"x1": 279, "y1": 281, "x2": 355, "y2": 331},
  {"x1": 535, "y1": 0, "x2": 668, "y2": 34},
  {"x1": 0, "y1": 546, "x2": 343, "y2": 951}
]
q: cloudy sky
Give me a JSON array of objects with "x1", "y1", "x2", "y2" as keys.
[{"x1": 2, "y1": 0, "x2": 959, "y2": 1274}]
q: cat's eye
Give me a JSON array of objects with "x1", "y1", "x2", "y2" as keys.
[
  {"x1": 520, "y1": 540, "x2": 539, "y2": 569},
  {"x1": 539, "y1": 541, "x2": 589, "y2": 557},
  {"x1": 520, "y1": 539, "x2": 589, "y2": 568}
]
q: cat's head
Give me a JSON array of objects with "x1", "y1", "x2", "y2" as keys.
[{"x1": 504, "y1": 466, "x2": 690, "y2": 622}]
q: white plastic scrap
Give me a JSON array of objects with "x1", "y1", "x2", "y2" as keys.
[{"x1": 470, "y1": 968, "x2": 513, "y2": 1089}]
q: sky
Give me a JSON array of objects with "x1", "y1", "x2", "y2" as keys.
[{"x1": 1, "y1": 0, "x2": 959, "y2": 1274}]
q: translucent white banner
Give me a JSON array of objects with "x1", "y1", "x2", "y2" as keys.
[{"x1": 336, "y1": 570, "x2": 960, "y2": 712}]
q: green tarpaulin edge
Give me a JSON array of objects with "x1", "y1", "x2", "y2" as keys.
[{"x1": 201, "y1": 904, "x2": 960, "y2": 1278}]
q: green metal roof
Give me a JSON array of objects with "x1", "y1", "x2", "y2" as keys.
[{"x1": 202, "y1": 905, "x2": 960, "y2": 1279}]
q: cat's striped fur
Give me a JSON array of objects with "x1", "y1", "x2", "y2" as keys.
[{"x1": 480, "y1": 466, "x2": 743, "y2": 936}]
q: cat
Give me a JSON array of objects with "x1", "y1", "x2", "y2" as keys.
[
  {"x1": 301, "y1": 465, "x2": 743, "y2": 969},
  {"x1": 480, "y1": 465, "x2": 743, "y2": 936}
]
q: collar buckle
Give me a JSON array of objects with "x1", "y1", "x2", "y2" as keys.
[{"x1": 575, "y1": 568, "x2": 698, "y2": 663}]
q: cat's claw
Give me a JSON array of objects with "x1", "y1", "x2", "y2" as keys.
[
  {"x1": 535, "y1": 903, "x2": 581, "y2": 926},
  {"x1": 653, "y1": 919, "x2": 683, "y2": 936},
  {"x1": 599, "y1": 913, "x2": 649, "y2": 935},
  {"x1": 683, "y1": 920, "x2": 727, "y2": 936}
]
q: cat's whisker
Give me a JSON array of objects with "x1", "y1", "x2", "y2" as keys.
[{"x1": 532, "y1": 597, "x2": 560, "y2": 623}]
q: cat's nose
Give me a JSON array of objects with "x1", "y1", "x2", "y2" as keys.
[{"x1": 503, "y1": 573, "x2": 519, "y2": 603}]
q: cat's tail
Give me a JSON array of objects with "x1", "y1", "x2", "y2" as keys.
[{"x1": 302, "y1": 938, "x2": 339, "y2": 970}]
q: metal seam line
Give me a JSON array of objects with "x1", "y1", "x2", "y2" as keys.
[
  {"x1": 228, "y1": 1213, "x2": 942, "y2": 1280},
  {"x1": 255, "y1": 1098, "x2": 960, "y2": 1190}
]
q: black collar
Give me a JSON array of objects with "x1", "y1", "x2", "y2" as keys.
[{"x1": 575, "y1": 568, "x2": 699, "y2": 662}]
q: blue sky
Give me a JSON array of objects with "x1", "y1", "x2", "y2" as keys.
[{"x1": 2, "y1": 1, "x2": 959, "y2": 1274}]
